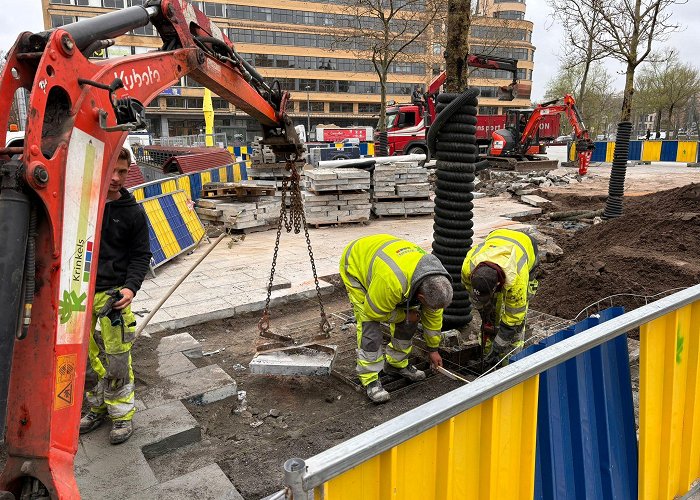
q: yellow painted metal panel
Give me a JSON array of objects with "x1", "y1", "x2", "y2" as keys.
[
  {"x1": 642, "y1": 141, "x2": 662, "y2": 162},
  {"x1": 569, "y1": 143, "x2": 577, "y2": 161},
  {"x1": 219, "y1": 166, "x2": 228, "y2": 182},
  {"x1": 234, "y1": 163, "x2": 242, "y2": 182},
  {"x1": 227, "y1": 146, "x2": 234, "y2": 155},
  {"x1": 172, "y1": 190, "x2": 205, "y2": 243},
  {"x1": 321, "y1": 376, "x2": 539, "y2": 500},
  {"x1": 132, "y1": 188, "x2": 144, "y2": 201},
  {"x1": 368, "y1": 142, "x2": 375, "y2": 156},
  {"x1": 639, "y1": 301, "x2": 700, "y2": 499},
  {"x1": 606, "y1": 142, "x2": 616, "y2": 163},
  {"x1": 160, "y1": 179, "x2": 177, "y2": 194},
  {"x1": 676, "y1": 142, "x2": 698, "y2": 162},
  {"x1": 200, "y1": 171, "x2": 212, "y2": 186},
  {"x1": 176, "y1": 176, "x2": 192, "y2": 200},
  {"x1": 142, "y1": 198, "x2": 180, "y2": 258}
]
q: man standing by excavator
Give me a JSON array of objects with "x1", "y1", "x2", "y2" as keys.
[
  {"x1": 79, "y1": 147, "x2": 151, "y2": 444},
  {"x1": 340, "y1": 235, "x2": 453, "y2": 403},
  {"x1": 462, "y1": 228, "x2": 539, "y2": 368}
]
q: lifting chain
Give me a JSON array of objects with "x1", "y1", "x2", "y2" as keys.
[{"x1": 257, "y1": 160, "x2": 332, "y2": 339}]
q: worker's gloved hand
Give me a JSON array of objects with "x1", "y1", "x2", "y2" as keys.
[
  {"x1": 406, "y1": 308, "x2": 420, "y2": 323},
  {"x1": 428, "y1": 351, "x2": 442, "y2": 370},
  {"x1": 114, "y1": 288, "x2": 134, "y2": 310}
]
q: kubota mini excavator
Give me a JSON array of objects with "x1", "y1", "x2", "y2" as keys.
[
  {"x1": 487, "y1": 94, "x2": 595, "y2": 175},
  {"x1": 0, "y1": 2, "x2": 305, "y2": 498}
]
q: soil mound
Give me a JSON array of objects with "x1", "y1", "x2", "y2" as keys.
[{"x1": 533, "y1": 184, "x2": 700, "y2": 319}]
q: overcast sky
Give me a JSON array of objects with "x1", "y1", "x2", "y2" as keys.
[{"x1": 0, "y1": 0, "x2": 697, "y2": 101}]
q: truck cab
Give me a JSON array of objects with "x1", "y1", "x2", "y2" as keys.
[{"x1": 383, "y1": 104, "x2": 428, "y2": 156}]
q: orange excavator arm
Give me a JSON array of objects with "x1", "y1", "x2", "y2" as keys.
[
  {"x1": 519, "y1": 94, "x2": 594, "y2": 175},
  {"x1": 0, "y1": 2, "x2": 300, "y2": 498}
]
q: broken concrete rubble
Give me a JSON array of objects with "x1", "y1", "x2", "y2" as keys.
[{"x1": 478, "y1": 169, "x2": 583, "y2": 196}]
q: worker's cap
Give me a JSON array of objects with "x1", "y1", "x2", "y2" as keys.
[{"x1": 469, "y1": 265, "x2": 501, "y2": 308}]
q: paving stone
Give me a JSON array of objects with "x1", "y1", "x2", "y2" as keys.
[
  {"x1": 504, "y1": 207, "x2": 543, "y2": 218},
  {"x1": 157, "y1": 332, "x2": 202, "y2": 357},
  {"x1": 78, "y1": 400, "x2": 201, "y2": 461},
  {"x1": 76, "y1": 452, "x2": 158, "y2": 500},
  {"x1": 521, "y1": 194, "x2": 551, "y2": 207},
  {"x1": 249, "y1": 345, "x2": 337, "y2": 376},
  {"x1": 157, "y1": 351, "x2": 197, "y2": 378},
  {"x1": 129, "y1": 464, "x2": 244, "y2": 500},
  {"x1": 140, "y1": 365, "x2": 237, "y2": 408}
]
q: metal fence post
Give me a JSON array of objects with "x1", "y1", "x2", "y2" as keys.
[{"x1": 284, "y1": 458, "x2": 309, "y2": 500}]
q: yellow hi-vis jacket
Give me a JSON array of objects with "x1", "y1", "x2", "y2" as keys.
[
  {"x1": 461, "y1": 229, "x2": 537, "y2": 329},
  {"x1": 340, "y1": 234, "x2": 451, "y2": 349}
]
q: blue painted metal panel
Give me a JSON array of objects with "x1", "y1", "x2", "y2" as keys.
[
  {"x1": 238, "y1": 161, "x2": 248, "y2": 180},
  {"x1": 158, "y1": 194, "x2": 194, "y2": 251},
  {"x1": 660, "y1": 140, "x2": 678, "y2": 161},
  {"x1": 628, "y1": 141, "x2": 642, "y2": 161},
  {"x1": 143, "y1": 182, "x2": 162, "y2": 198},
  {"x1": 591, "y1": 142, "x2": 607, "y2": 162},
  {"x1": 210, "y1": 168, "x2": 220, "y2": 182},
  {"x1": 512, "y1": 307, "x2": 638, "y2": 500},
  {"x1": 189, "y1": 172, "x2": 203, "y2": 201},
  {"x1": 226, "y1": 164, "x2": 234, "y2": 181}
]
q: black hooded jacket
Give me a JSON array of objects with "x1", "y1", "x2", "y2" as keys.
[{"x1": 95, "y1": 188, "x2": 152, "y2": 294}]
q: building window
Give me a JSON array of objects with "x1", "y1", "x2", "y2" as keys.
[
  {"x1": 300, "y1": 79, "x2": 317, "y2": 91},
  {"x1": 479, "y1": 106, "x2": 499, "y2": 115},
  {"x1": 358, "y1": 103, "x2": 381, "y2": 114},
  {"x1": 212, "y1": 98, "x2": 229, "y2": 110},
  {"x1": 165, "y1": 97, "x2": 185, "y2": 108},
  {"x1": 203, "y1": 2, "x2": 224, "y2": 17},
  {"x1": 51, "y1": 15, "x2": 75, "y2": 27},
  {"x1": 319, "y1": 80, "x2": 337, "y2": 92},
  {"x1": 49, "y1": 0, "x2": 73, "y2": 4},
  {"x1": 186, "y1": 98, "x2": 204, "y2": 109},
  {"x1": 299, "y1": 101, "x2": 324, "y2": 112},
  {"x1": 103, "y1": 0, "x2": 124, "y2": 7},
  {"x1": 494, "y1": 10, "x2": 525, "y2": 20},
  {"x1": 132, "y1": 23, "x2": 156, "y2": 36},
  {"x1": 329, "y1": 102, "x2": 354, "y2": 113}
]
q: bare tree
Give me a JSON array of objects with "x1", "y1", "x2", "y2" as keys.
[
  {"x1": 550, "y1": 0, "x2": 610, "y2": 113},
  {"x1": 635, "y1": 50, "x2": 700, "y2": 135},
  {"x1": 335, "y1": 0, "x2": 443, "y2": 134},
  {"x1": 585, "y1": 0, "x2": 685, "y2": 121}
]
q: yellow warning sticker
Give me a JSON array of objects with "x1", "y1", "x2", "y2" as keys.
[{"x1": 54, "y1": 354, "x2": 77, "y2": 410}]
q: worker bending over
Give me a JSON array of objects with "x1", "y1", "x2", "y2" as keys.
[
  {"x1": 462, "y1": 229, "x2": 538, "y2": 368},
  {"x1": 340, "y1": 234, "x2": 453, "y2": 403}
]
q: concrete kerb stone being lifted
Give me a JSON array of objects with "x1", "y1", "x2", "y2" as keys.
[{"x1": 266, "y1": 283, "x2": 700, "y2": 498}]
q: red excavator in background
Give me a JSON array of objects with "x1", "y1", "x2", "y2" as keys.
[
  {"x1": 0, "y1": 1, "x2": 303, "y2": 498},
  {"x1": 385, "y1": 54, "x2": 561, "y2": 156},
  {"x1": 487, "y1": 94, "x2": 595, "y2": 175}
]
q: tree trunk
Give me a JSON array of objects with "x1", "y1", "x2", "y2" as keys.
[
  {"x1": 445, "y1": 0, "x2": 471, "y2": 93},
  {"x1": 620, "y1": 64, "x2": 636, "y2": 121},
  {"x1": 378, "y1": 75, "x2": 387, "y2": 133},
  {"x1": 655, "y1": 108, "x2": 662, "y2": 135},
  {"x1": 578, "y1": 60, "x2": 591, "y2": 114}
]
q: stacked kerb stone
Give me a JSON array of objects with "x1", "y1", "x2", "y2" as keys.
[
  {"x1": 302, "y1": 168, "x2": 371, "y2": 225},
  {"x1": 371, "y1": 162, "x2": 434, "y2": 217}
]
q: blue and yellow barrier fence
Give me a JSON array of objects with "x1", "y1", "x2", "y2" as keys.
[
  {"x1": 569, "y1": 140, "x2": 699, "y2": 164},
  {"x1": 271, "y1": 284, "x2": 700, "y2": 500},
  {"x1": 139, "y1": 190, "x2": 205, "y2": 269}
]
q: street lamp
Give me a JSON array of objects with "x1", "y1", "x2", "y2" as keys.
[{"x1": 305, "y1": 85, "x2": 311, "y2": 138}]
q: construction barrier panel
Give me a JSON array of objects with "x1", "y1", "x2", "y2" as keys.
[
  {"x1": 569, "y1": 140, "x2": 698, "y2": 164},
  {"x1": 138, "y1": 190, "x2": 205, "y2": 268},
  {"x1": 271, "y1": 285, "x2": 700, "y2": 500},
  {"x1": 639, "y1": 300, "x2": 700, "y2": 499},
  {"x1": 512, "y1": 307, "x2": 638, "y2": 500}
]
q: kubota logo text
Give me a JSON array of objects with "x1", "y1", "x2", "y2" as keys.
[{"x1": 114, "y1": 66, "x2": 161, "y2": 90}]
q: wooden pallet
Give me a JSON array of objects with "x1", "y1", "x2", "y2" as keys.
[
  {"x1": 201, "y1": 182, "x2": 276, "y2": 199},
  {"x1": 307, "y1": 218, "x2": 370, "y2": 228}
]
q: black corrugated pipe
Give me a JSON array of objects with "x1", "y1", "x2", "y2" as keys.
[
  {"x1": 603, "y1": 121, "x2": 633, "y2": 218},
  {"x1": 0, "y1": 160, "x2": 30, "y2": 441},
  {"x1": 428, "y1": 89, "x2": 485, "y2": 330},
  {"x1": 375, "y1": 131, "x2": 388, "y2": 157}
]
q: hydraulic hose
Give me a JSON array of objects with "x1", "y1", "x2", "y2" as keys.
[
  {"x1": 429, "y1": 89, "x2": 486, "y2": 329},
  {"x1": 603, "y1": 121, "x2": 632, "y2": 218}
]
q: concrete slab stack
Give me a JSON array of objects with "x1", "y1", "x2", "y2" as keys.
[
  {"x1": 371, "y1": 162, "x2": 434, "y2": 217},
  {"x1": 302, "y1": 168, "x2": 372, "y2": 225},
  {"x1": 195, "y1": 196, "x2": 281, "y2": 232}
]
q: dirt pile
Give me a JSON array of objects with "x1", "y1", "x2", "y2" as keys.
[{"x1": 533, "y1": 184, "x2": 700, "y2": 319}]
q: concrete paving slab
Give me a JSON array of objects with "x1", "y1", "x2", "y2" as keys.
[
  {"x1": 157, "y1": 332, "x2": 202, "y2": 357},
  {"x1": 503, "y1": 206, "x2": 543, "y2": 218},
  {"x1": 140, "y1": 365, "x2": 237, "y2": 408},
  {"x1": 157, "y1": 351, "x2": 197, "y2": 378},
  {"x1": 78, "y1": 400, "x2": 201, "y2": 461},
  {"x1": 249, "y1": 345, "x2": 337, "y2": 376},
  {"x1": 521, "y1": 194, "x2": 551, "y2": 207},
  {"x1": 76, "y1": 451, "x2": 158, "y2": 500},
  {"x1": 129, "y1": 464, "x2": 244, "y2": 500}
]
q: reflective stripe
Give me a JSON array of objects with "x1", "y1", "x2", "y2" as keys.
[
  {"x1": 388, "y1": 309, "x2": 398, "y2": 323},
  {"x1": 357, "y1": 348, "x2": 384, "y2": 363},
  {"x1": 367, "y1": 238, "x2": 401, "y2": 288},
  {"x1": 389, "y1": 337, "x2": 413, "y2": 351},
  {"x1": 376, "y1": 253, "x2": 408, "y2": 293},
  {"x1": 344, "y1": 239, "x2": 365, "y2": 290},
  {"x1": 423, "y1": 329, "x2": 441, "y2": 338},
  {"x1": 469, "y1": 244, "x2": 484, "y2": 271},
  {"x1": 516, "y1": 253, "x2": 528, "y2": 272},
  {"x1": 505, "y1": 304, "x2": 528, "y2": 314},
  {"x1": 489, "y1": 235, "x2": 532, "y2": 270},
  {"x1": 386, "y1": 345, "x2": 410, "y2": 362},
  {"x1": 365, "y1": 294, "x2": 384, "y2": 316}
]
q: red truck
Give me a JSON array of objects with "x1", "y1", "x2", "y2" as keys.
[{"x1": 384, "y1": 55, "x2": 560, "y2": 156}]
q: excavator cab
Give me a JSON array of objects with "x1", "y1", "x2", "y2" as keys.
[{"x1": 505, "y1": 108, "x2": 534, "y2": 143}]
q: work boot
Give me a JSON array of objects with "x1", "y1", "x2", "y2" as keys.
[
  {"x1": 384, "y1": 363, "x2": 426, "y2": 382},
  {"x1": 110, "y1": 420, "x2": 133, "y2": 444},
  {"x1": 365, "y1": 380, "x2": 390, "y2": 404},
  {"x1": 79, "y1": 411, "x2": 105, "y2": 434}
]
